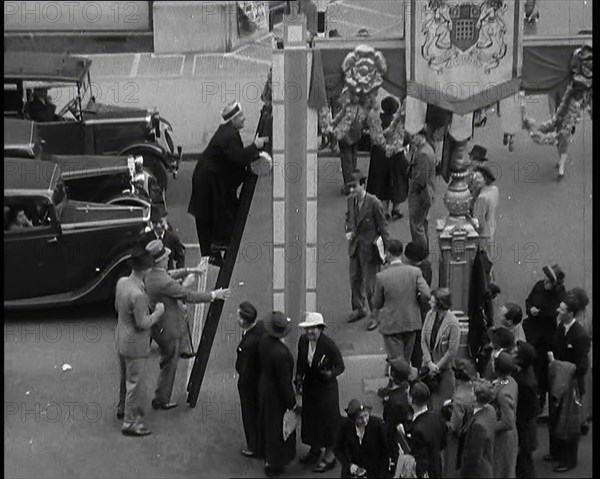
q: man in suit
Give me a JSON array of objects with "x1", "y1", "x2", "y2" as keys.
[
  {"x1": 370, "y1": 239, "x2": 431, "y2": 364},
  {"x1": 141, "y1": 205, "x2": 185, "y2": 270},
  {"x1": 406, "y1": 382, "x2": 447, "y2": 478},
  {"x1": 460, "y1": 379, "x2": 498, "y2": 478},
  {"x1": 345, "y1": 169, "x2": 390, "y2": 323},
  {"x1": 546, "y1": 287, "x2": 591, "y2": 473},
  {"x1": 144, "y1": 239, "x2": 231, "y2": 409},
  {"x1": 408, "y1": 129, "x2": 436, "y2": 252},
  {"x1": 334, "y1": 399, "x2": 390, "y2": 479},
  {"x1": 115, "y1": 250, "x2": 165, "y2": 436},
  {"x1": 470, "y1": 165, "x2": 499, "y2": 252},
  {"x1": 188, "y1": 101, "x2": 269, "y2": 267},
  {"x1": 236, "y1": 301, "x2": 266, "y2": 458}
]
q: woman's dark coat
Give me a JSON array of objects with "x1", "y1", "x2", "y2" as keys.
[
  {"x1": 296, "y1": 332, "x2": 345, "y2": 448},
  {"x1": 256, "y1": 335, "x2": 297, "y2": 467},
  {"x1": 468, "y1": 249, "x2": 494, "y2": 362},
  {"x1": 366, "y1": 112, "x2": 409, "y2": 204}
]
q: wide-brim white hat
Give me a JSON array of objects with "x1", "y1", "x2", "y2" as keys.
[
  {"x1": 298, "y1": 312, "x2": 327, "y2": 328},
  {"x1": 221, "y1": 101, "x2": 243, "y2": 124}
]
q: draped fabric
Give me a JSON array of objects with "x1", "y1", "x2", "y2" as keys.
[{"x1": 313, "y1": 45, "x2": 579, "y2": 106}]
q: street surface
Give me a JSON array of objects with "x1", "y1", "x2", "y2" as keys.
[{"x1": 4, "y1": 1, "x2": 593, "y2": 477}]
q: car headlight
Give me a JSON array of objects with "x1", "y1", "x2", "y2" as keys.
[{"x1": 134, "y1": 155, "x2": 144, "y2": 174}]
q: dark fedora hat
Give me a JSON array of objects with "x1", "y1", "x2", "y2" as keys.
[
  {"x1": 345, "y1": 398, "x2": 372, "y2": 417},
  {"x1": 543, "y1": 264, "x2": 565, "y2": 285},
  {"x1": 129, "y1": 249, "x2": 154, "y2": 271},
  {"x1": 265, "y1": 311, "x2": 292, "y2": 338},
  {"x1": 474, "y1": 164, "x2": 496, "y2": 183},
  {"x1": 469, "y1": 144, "x2": 488, "y2": 161},
  {"x1": 150, "y1": 204, "x2": 167, "y2": 223},
  {"x1": 404, "y1": 242, "x2": 426, "y2": 263},
  {"x1": 348, "y1": 169, "x2": 367, "y2": 186}
]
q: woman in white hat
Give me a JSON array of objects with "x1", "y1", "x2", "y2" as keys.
[{"x1": 295, "y1": 312, "x2": 345, "y2": 473}]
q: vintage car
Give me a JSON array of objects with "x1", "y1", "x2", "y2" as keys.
[
  {"x1": 4, "y1": 52, "x2": 181, "y2": 192},
  {"x1": 4, "y1": 157, "x2": 150, "y2": 309},
  {"x1": 4, "y1": 118, "x2": 163, "y2": 208}
]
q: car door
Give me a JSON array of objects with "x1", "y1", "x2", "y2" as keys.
[
  {"x1": 36, "y1": 120, "x2": 86, "y2": 154},
  {"x1": 4, "y1": 196, "x2": 67, "y2": 300}
]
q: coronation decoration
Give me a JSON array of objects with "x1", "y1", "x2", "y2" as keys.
[
  {"x1": 522, "y1": 45, "x2": 593, "y2": 146},
  {"x1": 320, "y1": 45, "x2": 407, "y2": 157}
]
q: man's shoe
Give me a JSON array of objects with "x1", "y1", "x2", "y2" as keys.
[
  {"x1": 179, "y1": 351, "x2": 197, "y2": 359},
  {"x1": 240, "y1": 449, "x2": 257, "y2": 458},
  {"x1": 152, "y1": 400, "x2": 178, "y2": 410},
  {"x1": 543, "y1": 454, "x2": 557, "y2": 462},
  {"x1": 208, "y1": 252, "x2": 224, "y2": 268},
  {"x1": 367, "y1": 319, "x2": 379, "y2": 331},
  {"x1": 116, "y1": 411, "x2": 124, "y2": 420},
  {"x1": 347, "y1": 310, "x2": 366, "y2": 323},
  {"x1": 121, "y1": 424, "x2": 152, "y2": 437},
  {"x1": 313, "y1": 459, "x2": 336, "y2": 473},
  {"x1": 553, "y1": 465, "x2": 572, "y2": 473}
]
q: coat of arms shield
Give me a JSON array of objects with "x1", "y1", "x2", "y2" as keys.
[{"x1": 450, "y1": 3, "x2": 482, "y2": 52}]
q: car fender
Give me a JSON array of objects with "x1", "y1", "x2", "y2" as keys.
[{"x1": 118, "y1": 143, "x2": 169, "y2": 165}]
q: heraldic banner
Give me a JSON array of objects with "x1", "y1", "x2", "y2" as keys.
[{"x1": 405, "y1": 0, "x2": 524, "y2": 116}]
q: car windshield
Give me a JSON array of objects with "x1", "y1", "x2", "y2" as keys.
[{"x1": 24, "y1": 79, "x2": 90, "y2": 119}]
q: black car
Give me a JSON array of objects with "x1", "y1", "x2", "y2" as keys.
[
  {"x1": 4, "y1": 52, "x2": 181, "y2": 192},
  {"x1": 4, "y1": 157, "x2": 150, "y2": 309},
  {"x1": 4, "y1": 118, "x2": 163, "y2": 208}
]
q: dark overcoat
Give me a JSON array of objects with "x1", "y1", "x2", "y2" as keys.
[
  {"x1": 296, "y1": 332, "x2": 345, "y2": 448},
  {"x1": 187, "y1": 122, "x2": 259, "y2": 242},
  {"x1": 513, "y1": 365, "x2": 540, "y2": 454},
  {"x1": 468, "y1": 249, "x2": 494, "y2": 362},
  {"x1": 551, "y1": 320, "x2": 591, "y2": 395},
  {"x1": 334, "y1": 415, "x2": 389, "y2": 479},
  {"x1": 460, "y1": 404, "x2": 497, "y2": 478},
  {"x1": 408, "y1": 410, "x2": 447, "y2": 479},
  {"x1": 256, "y1": 335, "x2": 297, "y2": 467}
]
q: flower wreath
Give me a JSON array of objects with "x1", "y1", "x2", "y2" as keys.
[
  {"x1": 319, "y1": 45, "x2": 407, "y2": 157},
  {"x1": 522, "y1": 45, "x2": 592, "y2": 146}
]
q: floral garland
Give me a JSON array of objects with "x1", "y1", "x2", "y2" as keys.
[
  {"x1": 521, "y1": 45, "x2": 592, "y2": 146},
  {"x1": 367, "y1": 101, "x2": 406, "y2": 157}
]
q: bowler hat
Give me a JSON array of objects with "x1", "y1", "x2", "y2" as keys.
[
  {"x1": 469, "y1": 144, "x2": 488, "y2": 162},
  {"x1": 404, "y1": 242, "x2": 426, "y2": 262},
  {"x1": 298, "y1": 312, "x2": 327, "y2": 328},
  {"x1": 345, "y1": 399, "x2": 372, "y2": 417},
  {"x1": 150, "y1": 204, "x2": 167, "y2": 223},
  {"x1": 543, "y1": 264, "x2": 565, "y2": 285},
  {"x1": 474, "y1": 164, "x2": 496, "y2": 183},
  {"x1": 145, "y1": 239, "x2": 171, "y2": 264},
  {"x1": 568, "y1": 287, "x2": 589, "y2": 310},
  {"x1": 265, "y1": 311, "x2": 292, "y2": 338},
  {"x1": 129, "y1": 249, "x2": 154, "y2": 271}
]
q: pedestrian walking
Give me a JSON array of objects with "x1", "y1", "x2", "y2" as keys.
[
  {"x1": 470, "y1": 164, "x2": 499, "y2": 252},
  {"x1": 256, "y1": 312, "x2": 299, "y2": 477},
  {"x1": 235, "y1": 301, "x2": 266, "y2": 458},
  {"x1": 513, "y1": 341, "x2": 541, "y2": 479},
  {"x1": 460, "y1": 379, "x2": 497, "y2": 479},
  {"x1": 371, "y1": 239, "x2": 431, "y2": 363},
  {"x1": 345, "y1": 169, "x2": 390, "y2": 324},
  {"x1": 406, "y1": 381, "x2": 447, "y2": 479},
  {"x1": 546, "y1": 287, "x2": 591, "y2": 473},
  {"x1": 296, "y1": 312, "x2": 345, "y2": 473},
  {"x1": 442, "y1": 359, "x2": 477, "y2": 478},
  {"x1": 403, "y1": 242, "x2": 433, "y2": 369},
  {"x1": 522, "y1": 264, "x2": 566, "y2": 410},
  {"x1": 420, "y1": 288, "x2": 460, "y2": 412},
  {"x1": 334, "y1": 399, "x2": 390, "y2": 479},
  {"x1": 492, "y1": 352, "x2": 519, "y2": 478},
  {"x1": 115, "y1": 250, "x2": 165, "y2": 436},
  {"x1": 366, "y1": 96, "x2": 409, "y2": 220},
  {"x1": 407, "y1": 129, "x2": 436, "y2": 252},
  {"x1": 144, "y1": 239, "x2": 230, "y2": 410},
  {"x1": 188, "y1": 100, "x2": 269, "y2": 266}
]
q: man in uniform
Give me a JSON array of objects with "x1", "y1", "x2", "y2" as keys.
[
  {"x1": 144, "y1": 239, "x2": 231, "y2": 409},
  {"x1": 408, "y1": 129, "x2": 436, "y2": 252},
  {"x1": 188, "y1": 101, "x2": 269, "y2": 267},
  {"x1": 115, "y1": 250, "x2": 165, "y2": 436}
]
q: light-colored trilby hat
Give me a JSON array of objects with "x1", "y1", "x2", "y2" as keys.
[{"x1": 221, "y1": 101, "x2": 243, "y2": 124}]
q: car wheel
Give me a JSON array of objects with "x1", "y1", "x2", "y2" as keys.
[{"x1": 142, "y1": 153, "x2": 169, "y2": 195}]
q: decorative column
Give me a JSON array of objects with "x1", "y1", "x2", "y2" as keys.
[{"x1": 271, "y1": 9, "x2": 319, "y2": 322}]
